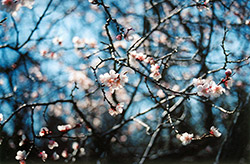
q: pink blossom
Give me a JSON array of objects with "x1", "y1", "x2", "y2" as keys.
[
  {"x1": 15, "y1": 150, "x2": 26, "y2": 161},
  {"x1": 211, "y1": 82, "x2": 225, "y2": 98},
  {"x1": 38, "y1": 151, "x2": 47, "y2": 162},
  {"x1": 39, "y1": 127, "x2": 51, "y2": 137},
  {"x1": 194, "y1": 78, "x2": 225, "y2": 98},
  {"x1": 48, "y1": 140, "x2": 59, "y2": 150},
  {"x1": 179, "y1": 132, "x2": 193, "y2": 146},
  {"x1": 108, "y1": 102, "x2": 124, "y2": 116},
  {"x1": 150, "y1": 64, "x2": 161, "y2": 81},
  {"x1": 130, "y1": 51, "x2": 147, "y2": 61},
  {"x1": 57, "y1": 124, "x2": 72, "y2": 132},
  {"x1": 210, "y1": 126, "x2": 221, "y2": 137},
  {"x1": 99, "y1": 70, "x2": 128, "y2": 93}
]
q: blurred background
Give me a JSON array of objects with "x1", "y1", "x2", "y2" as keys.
[{"x1": 0, "y1": 0, "x2": 250, "y2": 163}]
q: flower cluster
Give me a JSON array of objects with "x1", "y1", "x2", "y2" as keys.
[
  {"x1": 99, "y1": 70, "x2": 128, "y2": 93},
  {"x1": 108, "y1": 102, "x2": 124, "y2": 116},
  {"x1": 193, "y1": 78, "x2": 225, "y2": 98}
]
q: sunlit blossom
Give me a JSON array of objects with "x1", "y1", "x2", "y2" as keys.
[{"x1": 179, "y1": 132, "x2": 193, "y2": 146}]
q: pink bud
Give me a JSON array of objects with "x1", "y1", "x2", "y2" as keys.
[
  {"x1": 116, "y1": 34, "x2": 122, "y2": 40},
  {"x1": 225, "y1": 69, "x2": 232, "y2": 77}
]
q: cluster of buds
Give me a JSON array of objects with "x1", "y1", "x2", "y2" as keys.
[{"x1": 99, "y1": 70, "x2": 128, "y2": 93}]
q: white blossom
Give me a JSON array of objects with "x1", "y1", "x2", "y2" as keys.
[
  {"x1": 179, "y1": 132, "x2": 193, "y2": 146},
  {"x1": 15, "y1": 150, "x2": 26, "y2": 161},
  {"x1": 57, "y1": 124, "x2": 72, "y2": 132}
]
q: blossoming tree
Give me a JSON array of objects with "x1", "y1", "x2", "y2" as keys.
[{"x1": 0, "y1": 0, "x2": 250, "y2": 163}]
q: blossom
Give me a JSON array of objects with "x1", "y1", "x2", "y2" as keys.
[
  {"x1": 99, "y1": 70, "x2": 128, "y2": 93},
  {"x1": 194, "y1": 78, "x2": 225, "y2": 98},
  {"x1": 72, "y1": 142, "x2": 79, "y2": 150},
  {"x1": 15, "y1": 150, "x2": 26, "y2": 161},
  {"x1": 149, "y1": 64, "x2": 161, "y2": 81},
  {"x1": 52, "y1": 152, "x2": 60, "y2": 160},
  {"x1": 61, "y1": 149, "x2": 68, "y2": 158},
  {"x1": 57, "y1": 124, "x2": 72, "y2": 132},
  {"x1": 130, "y1": 51, "x2": 147, "y2": 61},
  {"x1": 210, "y1": 126, "x2": 221, "y2": 137},
  {"x1": 72, "y1": 36, "x2": 85, "y2": 49},
  {"x1": 52, "y1": 36, "x2": 63, "y2": 46},
  {"x1": 48, "y1": 140, "x2": 59, "y2": 150},
  {"x1": 0, "y1": 113, "x2": 3, "y2": 122},
  {"x1": 39, "y1": 127, "x2": 51, "y2": 137},
  {"x1": 192, "y1": 78, "x2": 206, "y2": 87},
  {"x1": 1, "y1": 0, "x2": 34, "y2": 15},
  {"x1": 179, "y1": 132, "x2": 193, "y2": 146},
  {"x1": 108, "y1": 102, "x2": 124, "y2": 116},
  {"x1": 38, "y1": 151, "x2": 48, "y2": 162},
  {"x1": 210, "y1": 82, "x2": 225, "y2": 98}
]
